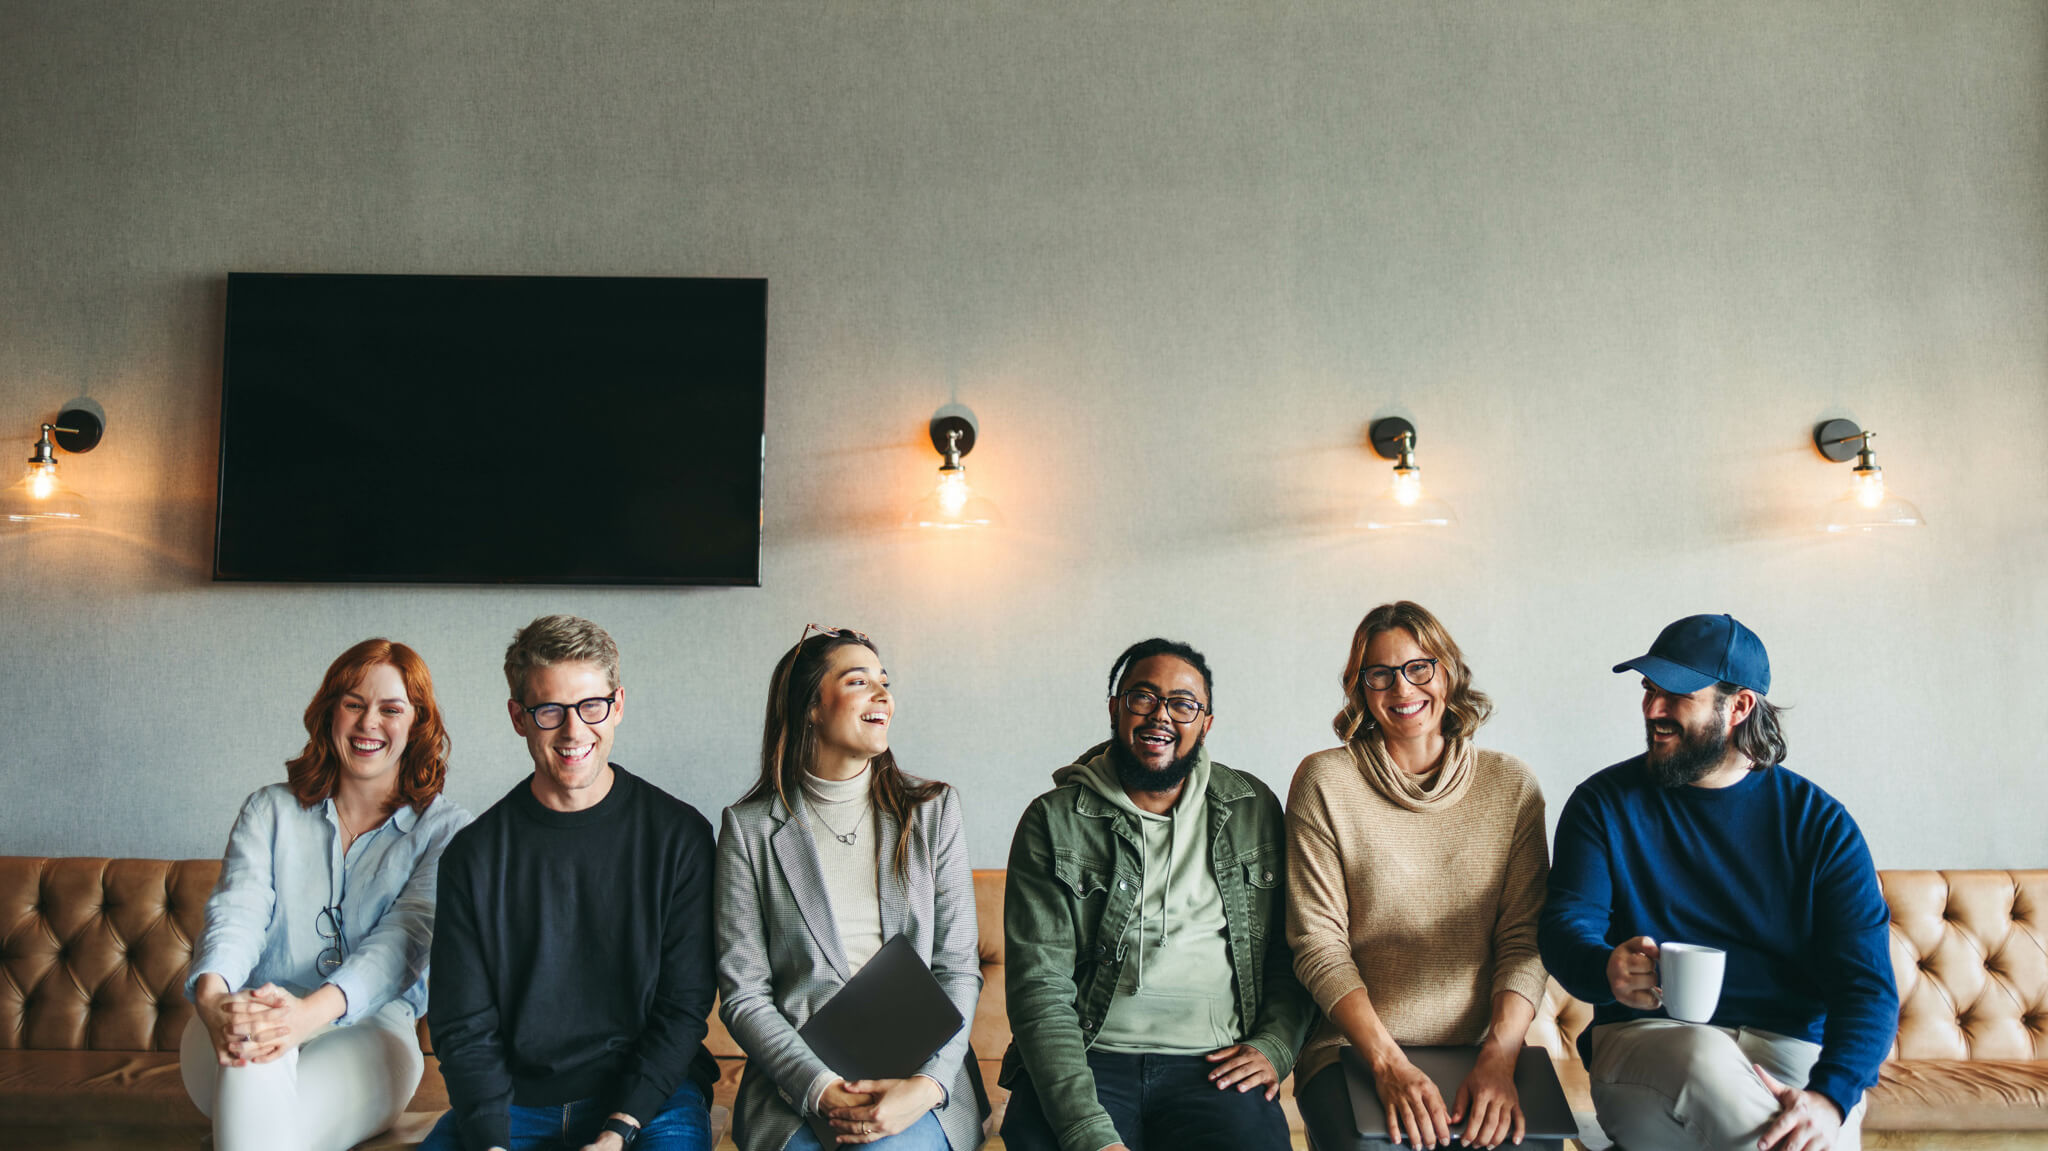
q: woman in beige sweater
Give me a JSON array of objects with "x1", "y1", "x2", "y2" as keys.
[{"x1": 1286, "y1": 601, "x2": 1548, "y2": 1151}]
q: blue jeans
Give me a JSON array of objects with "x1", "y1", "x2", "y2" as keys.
[
  {"x1": 1000, "y1": 1050, "x2": 1289, "y2": 1151},
  {"x1": 782, "y1": 1110, "x2": 950, "y2": 1151},
  {"x1": 420, "y1": 1080, "x2": 710, "y2": 1151}
]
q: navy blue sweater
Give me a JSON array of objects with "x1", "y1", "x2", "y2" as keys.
[{"x1": 1538, "y1": 757, "x2": 1897, "y2": 1117}]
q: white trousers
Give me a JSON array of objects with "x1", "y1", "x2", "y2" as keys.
[
  {"x1": 180, "y1": 1002, "x2": 424, "y2": 1151},
  {"x1": 1588, "y1": 1019, "x2": 1865, "y2": 1151}
]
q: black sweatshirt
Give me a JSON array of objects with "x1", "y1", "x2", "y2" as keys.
[{"x1": 429, "y1": 766, "x2": 718, "y2": 1150}]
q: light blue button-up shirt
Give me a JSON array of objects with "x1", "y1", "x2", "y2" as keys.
[{"x1": 186, "y1": 782, "x2": 472, "y2": 1025}]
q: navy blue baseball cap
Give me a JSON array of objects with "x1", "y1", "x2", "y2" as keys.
[{"x1": 1613, "y1": 614, "x2": 1770, "y2": 696}]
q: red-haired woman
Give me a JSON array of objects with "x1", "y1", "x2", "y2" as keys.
[{"x1": 180, "y1": 639, "x2": 472, "y2": 1151}]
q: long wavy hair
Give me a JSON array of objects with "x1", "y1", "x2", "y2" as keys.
[
  {"x1": 286, "y1": 638, "x2": 450, "y2": 817},
  {"x1": 1719, "y1": 684, "x2": 1790, "y2": 768},
  {"x1": 1332, "y1": 601, "x2": 1493, "y2": 744},
  {"x1": 743, "y1": 630, "x2": 943, "y2": 880}
]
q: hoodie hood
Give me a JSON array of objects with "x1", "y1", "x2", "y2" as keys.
[{"x1": 1057, "y1": 739, "x2": 1213, "y2": 818}]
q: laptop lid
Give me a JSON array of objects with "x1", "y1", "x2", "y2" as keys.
[
  {"x1": 798, "y1": 934, "x2": 964, "y2": 1080},
  {"x1": 796, "y1": 934, "x2": 966, "y2": 1143},
  {"x1": 1340, "y1": 1044, "x2": 1578, "y2": 1141}
]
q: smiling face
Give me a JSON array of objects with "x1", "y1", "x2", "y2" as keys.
[
  {"x1": 330, "y1": 662, "x2": 414, "y2": 790},
  {"x1": 509, "y1": 659, "x2": 622, "y2": 811},
  {"x1": 809, "y1": 644, "x2": 892, "y2": 772},
  {"x1": 1108, "y1": 654, "x2": 1213, "y2": 783},
  {"x1": 1361, "y1": 626, "x2": 1448, "y2": 742},
  {"x1": 1642, "y1": 678, "x2": 1752, "y2": 786}
]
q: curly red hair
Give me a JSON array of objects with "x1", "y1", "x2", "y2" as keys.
[{"x1": 286, "y1": 638, "x2": 450, "y2": 816}]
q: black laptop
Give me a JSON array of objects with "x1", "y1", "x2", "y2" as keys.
[
  {"x1": 1339, "y1": 1044, "x2": 1579, "y2": 1149},
  {"x1": 797, "y1": 934, "x2": 966, "y2": 1142}
]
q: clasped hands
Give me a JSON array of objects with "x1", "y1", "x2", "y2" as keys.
[
  {"x1": 821, "y1": 1075, "x2": 945, "y2": 1144},
  {"x1": 193, "y1": 975, "x2": 335, "y2": 1066},
  {"x1": 1606, "y1": 938, "x2": 1845, "y2": 1151}
]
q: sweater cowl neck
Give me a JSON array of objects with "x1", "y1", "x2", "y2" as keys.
[{"x1": 1346, "y1": 733, "x2": 1475, "y2": 812}]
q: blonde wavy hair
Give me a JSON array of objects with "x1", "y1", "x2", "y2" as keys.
[{"x1": 1332, "y1": 601, "x2": 1492, "y2": 744}]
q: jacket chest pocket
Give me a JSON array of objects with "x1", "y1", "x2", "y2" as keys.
[
  {"x1": 1053, "y1": 855, "x2": 1114, "y2": 901},
  {"x1": 1238, "y1": 851, "x2": 1282, "y2": 938}
]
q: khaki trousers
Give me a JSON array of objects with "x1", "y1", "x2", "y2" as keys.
[{"x1": 1588, "y1": 1020, "x2": 1865, "y2": 1151}]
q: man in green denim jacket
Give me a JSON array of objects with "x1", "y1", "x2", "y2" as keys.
[{"x1": 998, "y1": 639, "x2": 1315, "y2": 1151}]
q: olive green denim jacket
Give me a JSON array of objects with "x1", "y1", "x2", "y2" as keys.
[{"x1": 999, "y1": 744, "x2": 1315, "y2": 1151}]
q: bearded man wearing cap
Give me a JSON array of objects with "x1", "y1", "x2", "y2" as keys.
[{"x1": 1538, "y1": 614, "x2": 1897, "y2": 1151}]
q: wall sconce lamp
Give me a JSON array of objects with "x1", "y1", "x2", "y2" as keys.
[
  {"x1": 1358, "y1": 417, "x2": 1456, "y2": 530},
  {"x1": 1, "y1": 400, "x2": 105, "y2": 525},
  {"x1": 1813, "y1": 418, "x2": 1924, "y2": 532},
  {"x1": 905, "y1": 406, "x2": 1002, "y2": 530}
]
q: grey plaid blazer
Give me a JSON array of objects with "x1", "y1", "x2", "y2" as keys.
[{"x1": 716, "y1": 780, "x2": 985, "y2": 1151}]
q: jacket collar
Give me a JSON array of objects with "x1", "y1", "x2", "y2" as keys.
[{"x1": 767, "y1": 783, "x2": 912, "y2": 980}]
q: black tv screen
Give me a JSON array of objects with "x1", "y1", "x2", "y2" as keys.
[{"x1": 215, "y1": 273, "x2": 765, "y2": 585}]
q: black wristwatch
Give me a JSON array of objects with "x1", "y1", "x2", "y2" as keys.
[{"x1": 600, "y1": 1117, "x2": 640, "y2": 1147}]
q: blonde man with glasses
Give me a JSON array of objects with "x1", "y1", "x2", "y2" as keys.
[{"x1": 423, "y1": 615, "x2": 719, "y2": 1151}]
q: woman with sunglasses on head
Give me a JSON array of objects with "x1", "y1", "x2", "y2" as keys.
[
  {"x1": 1286, "y1": 602, "x2": 1549, "y2": 1151},
  {"x1": 717, "y1": 626, "x2": 985, "y2": 1151},
  {"x1": 181, "y1": 639, "x2": 472, "y2": 1151}
]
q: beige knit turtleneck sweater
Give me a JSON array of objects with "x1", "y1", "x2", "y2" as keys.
[{"x1": 1284, "y1": 741, "x2": 1550, "y2": 1085}]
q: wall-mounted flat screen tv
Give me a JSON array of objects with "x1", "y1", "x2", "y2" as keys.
[{"x1": 215, "y1": 272, "x2": 765, "y2": 585}]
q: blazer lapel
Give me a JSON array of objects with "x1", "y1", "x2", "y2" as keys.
[
  {"x1": 770, "y1": 795, "x2": 851, "y2": 981},
  {"x1": 875, "y1": 803, "x2": 911, "y2": 944}
]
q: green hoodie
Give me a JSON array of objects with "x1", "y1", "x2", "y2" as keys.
[
  {"x1": 1001, "y1": 741, "x2": 1315, "y2": 1151},
  {"x1": 1065, "y1": 746, "x2": 1241, "y2": 1053}
]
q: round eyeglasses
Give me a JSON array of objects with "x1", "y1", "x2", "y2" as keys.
[
  {"x1": 316, "y1": 904, "x2": 348, "y2": 976},
  {"x1": 1360, "y1": 658, "x2": 1439, "y2": 691},
  {"x1": 1115, "y1": 689, "x2": 1209, "y2": 724},
  {"x1": 523, "y1": 692, "x2": 617, "y2": 730}
]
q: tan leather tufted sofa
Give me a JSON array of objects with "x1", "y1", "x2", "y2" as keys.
[{"x1": 6, "y1": 859, "x2": 2044, "y2": 1149}]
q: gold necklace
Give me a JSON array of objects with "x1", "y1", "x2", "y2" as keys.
[{"x1": 335, "y1": 804, "x2": 361, "y2": 853}]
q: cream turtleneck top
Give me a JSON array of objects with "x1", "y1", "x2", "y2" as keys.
[{"x1": 801, "y1": 767, "x2": 884, "y2": 973}]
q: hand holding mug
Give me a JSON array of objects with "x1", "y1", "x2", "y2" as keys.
[{"x1": 1606, "y1": 936, "x2": 1662, "y2": 1010}]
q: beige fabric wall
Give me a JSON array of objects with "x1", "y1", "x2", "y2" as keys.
[{"x1": 2, "y1": 1, "x2": 2043, "y2": 868}]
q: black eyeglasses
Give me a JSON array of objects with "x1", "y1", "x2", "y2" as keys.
[
  {"x1": 1361, "y1": 658, "x2": 1439, "y2": 691},
  {"x1": 316, "y1": 904, "x2": 348, "y2": 976},
  {"x1": 523, "y1": 692, "x2": 618, "y2": 730},
  {"x1": 1115, "y1": 689, "x2": 1209, "y2": 724}
]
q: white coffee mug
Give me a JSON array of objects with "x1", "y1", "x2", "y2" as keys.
[{"x1": 1657, "y1": 941, "x2": 1726, "y2": 1024}]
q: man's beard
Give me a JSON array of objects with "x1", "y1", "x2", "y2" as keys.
[
  {"x1": 1645, "y1": 716, "x2": 1730, "y2": 788},
  {"x1": 1108, "y1": 729, "x2": 1204, "y2": 794}
]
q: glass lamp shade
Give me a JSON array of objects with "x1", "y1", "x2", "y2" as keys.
[
  {"x1": 1, "y1": 460, "x2": 89, "y2": 523},
  {"x1": 1818, "y1": 465, "x2": 1923, "y2": 531},
  {"x1": 905, "y1": 468, "x2": 1002, "y2": 530},
  {"x1": 1819, "y1": 487, "x2": 1925, "y2": 531},
  {"x1": 1357, "y1": 467, "x2": 1455, "y2": 530}
]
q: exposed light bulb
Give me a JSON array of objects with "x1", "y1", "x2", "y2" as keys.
[
  {"x1": 1852, "y1": 465, "x2": 1885, "y2": 509},
  {"x1": 1391, "y1": 466, "x2": 1423, "y2": 508},
  {"x1": 26, "y1": 459, "x2": 58, "y2": 501},
  {"x1": 936, "y1": 468, "x2": 970, "y2": 518}
]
